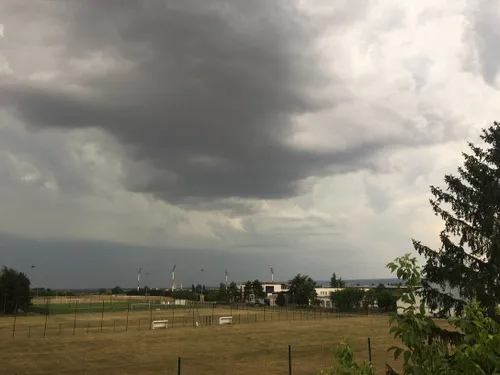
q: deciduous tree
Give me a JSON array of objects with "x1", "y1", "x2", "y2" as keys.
[
  {"x1": 252, "y1": 280, "x2": 265, "y2": 299},
  {"x1": 227, "y1": 281, "x2": 239, "y2": 303},
  {"x1": 288, "y1": 274, "x2": 317, "y2": 306},
  {"x1": 243, "y1": 281, "x2": 253, "y2": 302},
  {"x1": 0, "y1": 267, "x2": 31, "y2": 314},
  {"x1": 330, "y1": 288, "x2": 365, "y2": 312}
]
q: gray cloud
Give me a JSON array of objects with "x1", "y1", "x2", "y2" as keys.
[
  {"x1": 0, "y1": 0, "x2": 411, "y2": 207},
  {"x1": 0, "y1": 231, "x2": 355, "y2": 288},
  {"x1": 471, "y1": 0, "x2": 500, "y2": 86}
]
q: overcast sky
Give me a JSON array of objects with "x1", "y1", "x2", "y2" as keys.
[{"x1": 0, "y1": 0, "x2": 499, "y2": 289}]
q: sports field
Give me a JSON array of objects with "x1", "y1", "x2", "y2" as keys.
[
  {"x1": 0, "y1": 304, "x2": 341, "y2": 338},
  {"x1": 0, "y1": 315, "x2": 403, "y2": 375}
]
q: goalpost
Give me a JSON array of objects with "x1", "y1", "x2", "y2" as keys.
[{"x1": 130, "y1": 303, "x2": 170, "y2": 311}]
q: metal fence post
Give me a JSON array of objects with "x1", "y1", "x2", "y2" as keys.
[
  {"x1": 12, "y1": 312, "x2": 17, "y2": 339},
  {"x1": 288, "y1": 345, "x2": 292, "y2": 375},
  {"x1": 368, "y1": 337, "x2": 372, "y2": 362},
  {"x1": 177, "y1": 357, "x2": 181, "y2": 375},
  {"x1": 100, "y1": 301, "x2": 105, "y2": 331}
]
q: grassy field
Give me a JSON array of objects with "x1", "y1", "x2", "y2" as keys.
[
  {"x1": 31, "y1": 294, "x2": 173, "y2": 306},
  {"x1": 0, "y1": 305, "x2": 340, "y2": 338},
  {"x1": 0, "y1": 315, "x2": 404, "y2": 375}
]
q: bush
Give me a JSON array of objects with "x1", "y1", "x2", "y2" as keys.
[
  {"x1": 319, "y1": 254, "x2": 500, "y2": 375},
  {"x1": 331, "y1": 288, "x2": 365, "y2": 312},
  {"x1": 376, "y1": 290, "x2": 397, "y2": 312},
  {"x1": 276, "y1": 292, "x2": 286, "y2": 307}
]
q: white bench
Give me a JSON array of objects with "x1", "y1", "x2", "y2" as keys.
[
  {"x1": 219, "y1": 316, "x2": 233, "y2": 325},
  {"x1": 151, "y1": 320, "x2": 168, "y2": 330}
]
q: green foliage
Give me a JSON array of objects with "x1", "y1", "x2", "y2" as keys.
[
  {"x1": 0, "y1": 266, "x2": 32, "y2": 314},
  {"x1": 330, "y1": 273, "x2": 347, "y2": 288},
  {"x1": 111, "y1": 286, "x2": 124, "y2": 294},
  {"x1": 252, "y1": 280, "x2": 265, "y2": 299},
  {"x1": 275, "y1": 291, "x2": 286, "y2": 307},
  {"x1": 362, "y1": 289, "x2": 376, "y2": 311},
  {"x1": 321, "y1": 253, "x2": 500, "y2": 375},
  {"x1": 376, "y1": 290, "x2": 398, "y2": 312},
  {"x1": 288, "y1": 274, "x2": 317, "y2": 306},
  {"x1": 414, "y1": 122, "x2": 500, "y2": 319},
  {"x1": 331, "y1": 288, "x2": 365, "y2": 312},
  {"x1": 317, "y1": 339, "x2": 374, "y2": 375},
  {"x1": 243, "y1": 281, "x2": 253, "y2": 302},
  {"x1": 218, "y1": 283, "x2": 228, "y2": 302},
  {"x1": 227, "y1": 281, "x2": 240, "y2": 303},
  {"x1": 203, "y1": 290, "x2": 219, "y2": 302}
]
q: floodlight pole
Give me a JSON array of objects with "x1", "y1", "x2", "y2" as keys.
[
  {"x1": 137, "y1": 268, "x2": 141, "y2": 291},
  {"x1": 172, "y1": 265, "x2": 177, "y2": 291}
]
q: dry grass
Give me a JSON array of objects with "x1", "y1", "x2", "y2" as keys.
[
  {"x1": 31, "y1": 294, "x2": 173, "y2": 305},
  {"x1": 0, "y1": 315, "x2": 403, "y2": 375},
  {"x1": 0, "y1": 306, "x2": 326, "y2": 337}
]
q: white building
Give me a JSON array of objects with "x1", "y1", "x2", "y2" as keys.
[{"x1": 236, "y1": 282, "x2": 288, "y2": 297}]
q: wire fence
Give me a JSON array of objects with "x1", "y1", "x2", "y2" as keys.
[
  {"x1": 1, "y1": 302, "x2": 373, "y2": 340},
  {"x1": 4, "y1": 338, "x2": 384, "y2": 375}
]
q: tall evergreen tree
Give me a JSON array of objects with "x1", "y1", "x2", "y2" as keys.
[
  {"x1": 243, "y1": 280, "x2": 253, "y2": 302},
  {"x1": 329, "y1": 272, "x2": 346, "y2": 288},
  {"x1": 414, "y1": 122, "x2": 500, "y2": 319}
]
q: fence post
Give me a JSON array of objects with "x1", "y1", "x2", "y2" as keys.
[
  {"x1": 368, "y1": 337, "x2": 372, "y2": 362},
  {"x1": 72, "y1": 303, "x2": 77, "y2": 335},
  {"x1": 100, "y1": 301, "x2": 105, "y2": 332},
  {"x1": 126, "y1": 299, "x2": 130, "y2": 331},
  {"x1": 173, "y1": 302, "x2": 176, "y2": 328},
  {"x1": 12, "y1": 312, "x2": 17, "y2": 339},
  {"x1": 288, "y1": 345, "x2": 292, "y2": 375},
  {"x1": 43, "y1": 311, "x2": 48, "y2": 338},
  {"x1": 177, "y1": 357, "x2": 181, "y2": 375},
  {"x1": 151, "y1": 303, "x2": 154, "y2": 330}
]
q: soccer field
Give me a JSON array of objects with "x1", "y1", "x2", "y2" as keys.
[
  {"x1": 0, "y1": 315, "x2": 404, "y2": 375},
  {"x1": 0, "y1": 304, "x2": 341, "y2": 338}
]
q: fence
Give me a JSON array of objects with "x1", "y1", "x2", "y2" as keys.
[
  {"x1": 171, "y1": 340, "x2": 374, "y2": 375},
  {"x1": 1, "y1": 302, "x2": 366, "y2": 340},
  {"x1": 3, "y1": 338, "x2": 383, "y2": 375}
]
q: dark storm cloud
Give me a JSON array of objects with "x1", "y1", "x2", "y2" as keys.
[
  {"x1": 1, "y1": 0, "x2": 392, "y2": 205},
  {"x1": 0, "y1": 232, "x2": 336, "y2": 289}
]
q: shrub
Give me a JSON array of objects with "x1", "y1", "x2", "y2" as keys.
[{"x1": 319, "y1": 254, "x2": 500, "y2": 375}]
